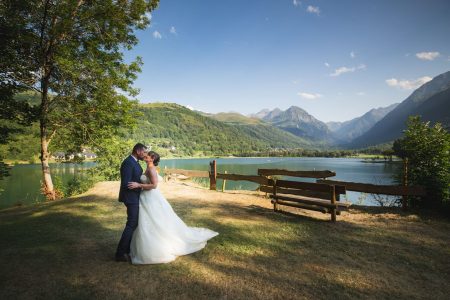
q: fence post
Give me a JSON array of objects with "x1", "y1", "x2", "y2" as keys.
[
  {"x1": 209, "y1": 160, "x2": 217, "y2": 190},
  {"x1": 402, "y1": 158, "x2": 408, "y2": 211},
  {"x1": 222, "y1": 170, "x2": 227, "y2": 192},
  {"x1": 273, "y1": 179, "x2": 278, "y2": 211}
]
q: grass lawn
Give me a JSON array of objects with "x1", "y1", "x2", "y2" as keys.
[{"x1": 1, "y1": 180, "x2": 449, "y2": 299}]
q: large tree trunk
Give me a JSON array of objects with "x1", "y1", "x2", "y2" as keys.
[
  {"x1": 40, "y1": 130, "x2": 55, "y2": 200},
  {"x1": 40, "y1": 77, "x2": 55, "y2": 200}
]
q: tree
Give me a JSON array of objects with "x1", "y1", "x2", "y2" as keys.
[
  {"x1": 393, "y1": 116, "x2": 450, "y2": 208},
  {"x1": 0, "y1": 0, "x2": 159, "y2": 199}
]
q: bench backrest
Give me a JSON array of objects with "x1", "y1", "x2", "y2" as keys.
[
  {"x1": 258, "y1": 168, "x2": 336, "y2": 179},
  {"x1": 262, "y1": 179, "x2": 346, "y2": 201}
]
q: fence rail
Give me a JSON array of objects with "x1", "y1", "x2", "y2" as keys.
[
  {"x1": 316, "y1": 179, "x2": 426, "y2": 196},
  {"x1": 163, "y1": 160, "x2": 426, "y2": 211},
  {"x1": 216, "y1": 173, "x2": 272, "y2": 185},
  {"x1": 257, "y1": 169, "x2": 336, "y2": 178}
]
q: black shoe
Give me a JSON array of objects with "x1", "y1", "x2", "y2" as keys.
[{"x1": 115, "y1": 253, "x2": 130, "y2": 262}]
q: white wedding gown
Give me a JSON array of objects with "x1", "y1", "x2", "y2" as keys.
[{"x1": 130, "y1": 174, "x2": 218, "y2": 264}]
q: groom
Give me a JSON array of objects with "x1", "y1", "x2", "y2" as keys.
[{"x1": 115, "y1": 143, "x2": 147, "y2": 262}]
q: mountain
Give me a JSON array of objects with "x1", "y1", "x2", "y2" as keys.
[
  {"x1": 329, "y1": 103, "x2": 399, "y2": 143},
  {"x1": 129, "y1": 103, "x2": 312, "y2": 157},
  {"x1": 351, "y1": 71, "x2": 450, "y2": 147},
  {"x1": 249, "y1": 109, "x2": 272, "y2": 119},
  {"x1": 413, "y1": 87, "x2": 450, "y2": 129},
  {"x1": 206, "y1": 112, "x2": 263, "y2": 125},
  {"x1": 262, "y1": 108, "x2": 283, "y2": 121},
  {"x1": 259, "y1": 106, "x2": 331, "y2": 141},
  {"x1": 203, "y1": 111, "x2": 313, "y2": 148},
  {"x1": 326, "y1": 121, "x2": 343, "y2": 132}
]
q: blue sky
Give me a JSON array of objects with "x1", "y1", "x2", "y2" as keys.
[{"x1": 126, "y1": 0, "x2": 450, "y2": 122}]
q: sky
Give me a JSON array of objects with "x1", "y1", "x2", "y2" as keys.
[{"x1": 125, "y1": 0, "x2": 450, "y2": 122}]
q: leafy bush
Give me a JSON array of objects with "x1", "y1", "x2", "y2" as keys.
[
  {"x1": 65, "y1": 175, "x2": 96, "y2": 197},
  {"x1": 92, "y1": 137, "x2": 135, "y2": 181},
  {"x1": 393, "y1": 116, "x2": 450, "y2": 208},
  {"x1": 52, "y1": 171, "x2": 97, "y2": 198}
]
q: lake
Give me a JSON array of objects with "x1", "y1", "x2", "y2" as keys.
[{"x1": 0, "y1": 157, "x2": 401, "y2": 209}]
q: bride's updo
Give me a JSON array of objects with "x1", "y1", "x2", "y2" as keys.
[{"x1": 148, "y1": 151, "x2": 160, "y2": 166}]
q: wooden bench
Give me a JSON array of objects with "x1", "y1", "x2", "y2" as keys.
[{"x1": 264, "y1": 179, "x2": 350, "y2": 222}]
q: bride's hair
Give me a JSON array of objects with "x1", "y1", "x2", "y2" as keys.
[{"x1": 148, "y1": 151, "x2": 160, "y2": 166}]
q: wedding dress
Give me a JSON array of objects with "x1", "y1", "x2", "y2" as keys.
[{"x1": 130, "y1": 174, "x2": 218, "y2": 264}]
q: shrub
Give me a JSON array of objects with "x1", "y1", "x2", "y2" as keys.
[{"x1": 393, "y1": 116, "x2": 450, "y2": 208}]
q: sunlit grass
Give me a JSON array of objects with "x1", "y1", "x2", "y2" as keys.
[{"x1": 0, "y1": 181, "x2": 449, "y2": 299}]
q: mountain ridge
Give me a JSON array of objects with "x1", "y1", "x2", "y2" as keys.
[
  {"x1": 351, "y1": 71, "x2": 450, "y2": 147},
  {"x1": 329, "y1": 103, "x2": 399, "y2": 143}
]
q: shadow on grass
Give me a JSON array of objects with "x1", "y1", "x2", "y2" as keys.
[{"x1": 0, "y1": 190, "x2": 449, "y2": 299}]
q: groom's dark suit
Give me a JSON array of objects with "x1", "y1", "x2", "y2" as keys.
[{"x1": 116, "y1": 155, "x2": 143, "y2": 257}]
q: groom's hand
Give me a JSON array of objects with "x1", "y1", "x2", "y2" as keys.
[{"x1": 127, "y1": 182, "x2": 141, "y2": 190}]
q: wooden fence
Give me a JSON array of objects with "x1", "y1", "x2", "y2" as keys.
[{"x1": 163, "y1": 160, "x2": 427, "y2": 210}]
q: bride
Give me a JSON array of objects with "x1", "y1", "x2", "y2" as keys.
[{"x1": 127, "y1": 151, "x2": 218, "y2": 264}]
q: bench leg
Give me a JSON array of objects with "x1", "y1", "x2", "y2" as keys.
[{"x1": 331, "y1": 208, "x2": 336, "y2": 222}]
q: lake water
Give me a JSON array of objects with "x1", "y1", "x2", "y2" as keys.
[
  {"x1": 0, "y1": 157, "x2": 401, "y2": 209},
  {"x1": 0, "y1": 162, "x2": 96, "y2": 209}
]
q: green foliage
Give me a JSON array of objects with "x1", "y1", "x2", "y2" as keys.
[
  {"x1": 393, "y1": 116, "x2": 450, "y2": 208},
  {"x1": 0, "y1": 87, "x2": 40, "y2": 178},
  {"x1": 0, "y1": 0, "x2": 159, "y2": 196},
  {"x1": 0, "y1": 160, "x2": 9, "y2": 181},
  {"x1": 53, "y1": 172, "x2": 97, "y2": 198},
  {"x1": 65, "y1": 175, "x2": 96, "y2": 197},
  {"x1": 0, "y1": 122, "x2": 40, "y2": 162},
  {"x1": 93, "y1": 137, "x2": 135, "y2": 181}
]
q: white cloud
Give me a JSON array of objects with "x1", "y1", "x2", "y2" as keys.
[
  {"x1": 324, "y1": 62, "x2": 330, "y2": 67},
  {"x1": 298, "y1": 92, "x2": 322, "y2": 100},
  {"x1": 356, "y1": 92, "x2": 366, "y2": 96},
  {"x1": 170, "y1": 26, "x2": 177, "y2": 35},
  {"x1": 153, "y1": 30, "x2": 162, "y2": 39},
  {"x1": 385, "y1": 76, "x2": 432, "y2": 90},
  {"x1": 306, "y1": 5, "x2": 320, "y2": 15},
  {"x1": 330, "y1": 64, "x2": 366, "y2": 77},
  {"x1": 185, "y1": 105, "x2": 194, "y2": 110},
  {"x1": 416, "y1": 51, "x2": 440, "y2": 61},
  {"x1": 350, "y1": 51, "x2": 355, "y2": 58},
  {"x1": 293, "y1": 0, "x2": 300, "y2": 7}
]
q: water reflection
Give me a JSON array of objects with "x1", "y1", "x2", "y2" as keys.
[{"x1": 0, "y1": 162, "x2": 95, "y2": 208}]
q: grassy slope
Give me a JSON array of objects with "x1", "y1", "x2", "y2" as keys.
[
  {"x1": 1, "y1": 181, "x2": 449, "y2": 299},
  {"x1": 189, "y1": 110, "x2": 313, "y2": 148},
  {"x1": 207, "y1": 112, "x2": 263, "y2": 125}
]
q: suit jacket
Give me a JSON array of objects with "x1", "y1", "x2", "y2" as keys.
[{"x1": 118, "y1": 155, "x2": 143, "y2": 205}]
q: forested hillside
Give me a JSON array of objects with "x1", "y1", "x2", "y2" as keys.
[{"x1": 129, "y1": 103, "x2": 311, "y2": 156}]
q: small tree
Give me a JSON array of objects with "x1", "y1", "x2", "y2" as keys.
[
  {"x1": 393, "y1": 116, "x2": 450, "y2": 208},
  {"x1": 1, "y1": 0, "x2": 159, "y2": 199}
]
